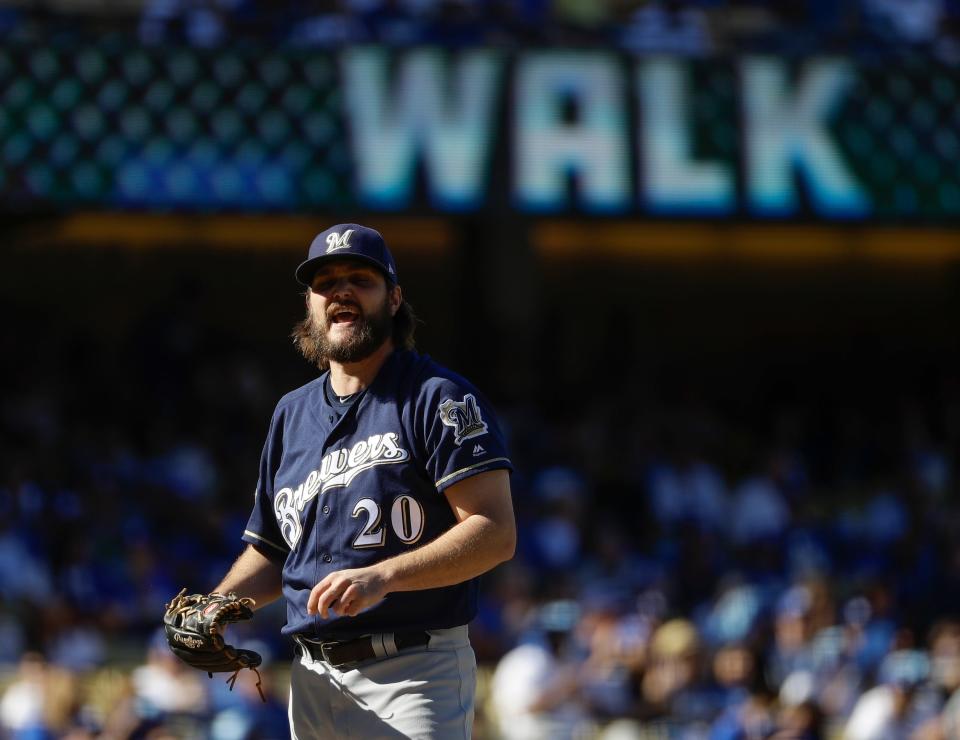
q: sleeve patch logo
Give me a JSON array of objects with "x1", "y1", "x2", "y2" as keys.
[{"x1": 438, "y1": 394, "x2": 488, "y2": 446}]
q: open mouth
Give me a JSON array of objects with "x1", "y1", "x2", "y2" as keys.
[{"x1": 330, "y1": 306, "x2": 360, "y2": 325}]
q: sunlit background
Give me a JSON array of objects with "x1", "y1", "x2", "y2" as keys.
[{"x1": 2, "y1": 1, "x2": 960, "y2": 738}]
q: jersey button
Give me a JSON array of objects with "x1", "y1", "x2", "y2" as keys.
[
  {"x1": 322, "y1": 505, "x2": 330, "y2": 515},
  {"x1": 328, "y1": 415, "x2": 335, "y2": 423},
  {"x1": 322, "y1": 554, "x2": 332, "y2": 563}
]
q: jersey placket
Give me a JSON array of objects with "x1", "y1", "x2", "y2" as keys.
[{"x1": 313, "y1": 393, "x2": 362, "y2": 633}]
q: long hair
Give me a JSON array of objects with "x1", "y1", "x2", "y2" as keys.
[{"x1": 392, "y1": 299, "x2": 418, "y2": 352}]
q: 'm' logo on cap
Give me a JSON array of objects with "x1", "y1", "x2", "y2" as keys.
[{"x1": 325, "y1": 229, "x2": 354, "y2": 253}]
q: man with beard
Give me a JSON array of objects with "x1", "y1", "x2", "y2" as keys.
[{"x1": 202, "y1": 224, "x2": 515, "y2": 739}]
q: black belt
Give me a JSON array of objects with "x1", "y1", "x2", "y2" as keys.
[{"x1": 295, "y1": 631, "x2": 430, "y2": 668}]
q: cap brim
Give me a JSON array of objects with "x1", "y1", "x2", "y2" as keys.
[{"x1": 295, "y1": 254, "x2": 397, "y2": 286}]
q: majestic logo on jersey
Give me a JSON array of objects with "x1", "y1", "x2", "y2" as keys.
[
  {"x1": 325, "y1": 229, "x2": 354, "y2": 253},
  {"x1": 438, "y1": 394, "x2": 488, "y2": 446},
  {"x1": 274, "y1": 432, "x2": 409, "y2": 549}
]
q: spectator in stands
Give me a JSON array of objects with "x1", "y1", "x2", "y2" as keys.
[
  {"x1": 844, "y1": 649, "x2": 942, "y2": 739},
  {"x1": 708, "y1": 642, "x2": 777, "y2": 739},
  {"x1": 767, "y1": 584, "x2": 820, "y2": 689},
  {"x1": 861, "y1": 0, "x2": 945, "y2": 44},
  {"x1": 130, "y1": 629, "x2": 210, "y2": 716},
  {"x1": 577, "y1": 593, "x2": 651, "y2": 721},
  {"x1": 639, "y1": 618, "x2": 712, "y2": 722},
  {"x1": 208, "y1": 641, "x2": 288, "y2": 740},
  {"x1": 617, "y1": 0, "x2": 714, "y2": 56},
  {"x1": 489, "y1": 600, "x2": 592, "y2": 740},
  {"x1": 727, "y1": 456, "x2": 793, "y2": 547},
  {"x1": 524, "y1": 466, "x2": 586, "y2": 573},
  {"x1": 0, "y1": 652, "x2": 80, "y2": 739},
  {"x1": 645, "y1": 438, "x2": 728, "y2": 534}
]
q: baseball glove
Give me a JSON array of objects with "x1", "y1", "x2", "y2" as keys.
[{"x1": 163, "y1": 588, "x2": 265, "y2": 700}]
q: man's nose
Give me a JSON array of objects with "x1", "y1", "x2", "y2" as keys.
[{"x1": 330, "y1": 277, "x2": 354, "y2": 298}]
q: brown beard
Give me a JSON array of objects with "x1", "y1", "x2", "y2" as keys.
[{"x1": 292, "y1": 294, "x2": 393, "y2": 369}]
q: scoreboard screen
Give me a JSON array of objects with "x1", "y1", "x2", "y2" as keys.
[{"x1": 1, "y1": 38, "x2": 958, "y2": 221}]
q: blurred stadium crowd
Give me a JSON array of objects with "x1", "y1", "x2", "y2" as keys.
[
  {"x1": 0, "y1": 0, "x2": 958, "y2": 60},
  {"x1": 0, "y1": 292, "x2": 958, "y2": 740}
]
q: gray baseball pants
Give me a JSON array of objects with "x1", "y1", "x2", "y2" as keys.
[{"x1": 288, "y1": 625, "x2": 476, "y2": 739}]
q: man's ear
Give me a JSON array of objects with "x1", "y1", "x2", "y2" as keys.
[{"x1": 391, "y1": 286, "x2": 402, "y2": 316}]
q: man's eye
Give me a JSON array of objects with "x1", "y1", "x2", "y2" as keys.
[{"x1": 313, "y1": 280, "x2": 334, "y2": 292}]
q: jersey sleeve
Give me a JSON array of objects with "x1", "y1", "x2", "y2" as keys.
[
  {"x1": 242, "y1": 409, "x2": 291, "y2": 563},
  {"x1": 418, "y1": 375, "x2": 513, "y2": 493}
]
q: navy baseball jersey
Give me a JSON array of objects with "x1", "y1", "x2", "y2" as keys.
[{"x1": 242, "y1": 349, "x2": 512, "y2": 639}]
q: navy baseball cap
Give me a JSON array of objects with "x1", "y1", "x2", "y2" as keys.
[{"x1": 295, "y1": 223, "x2": 399, "y2": 287}]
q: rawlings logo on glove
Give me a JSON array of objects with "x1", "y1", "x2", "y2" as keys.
[
  {"x1": 173, "y1": 633, "x2": 206, "y2": 649},
  {"x1": 163, "y1": 588, "x2": 265, "y2": 701}
]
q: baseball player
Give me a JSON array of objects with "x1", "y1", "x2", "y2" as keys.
[{"x1": 209, "y1": 224, "x2": 516, "y2": 738}]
